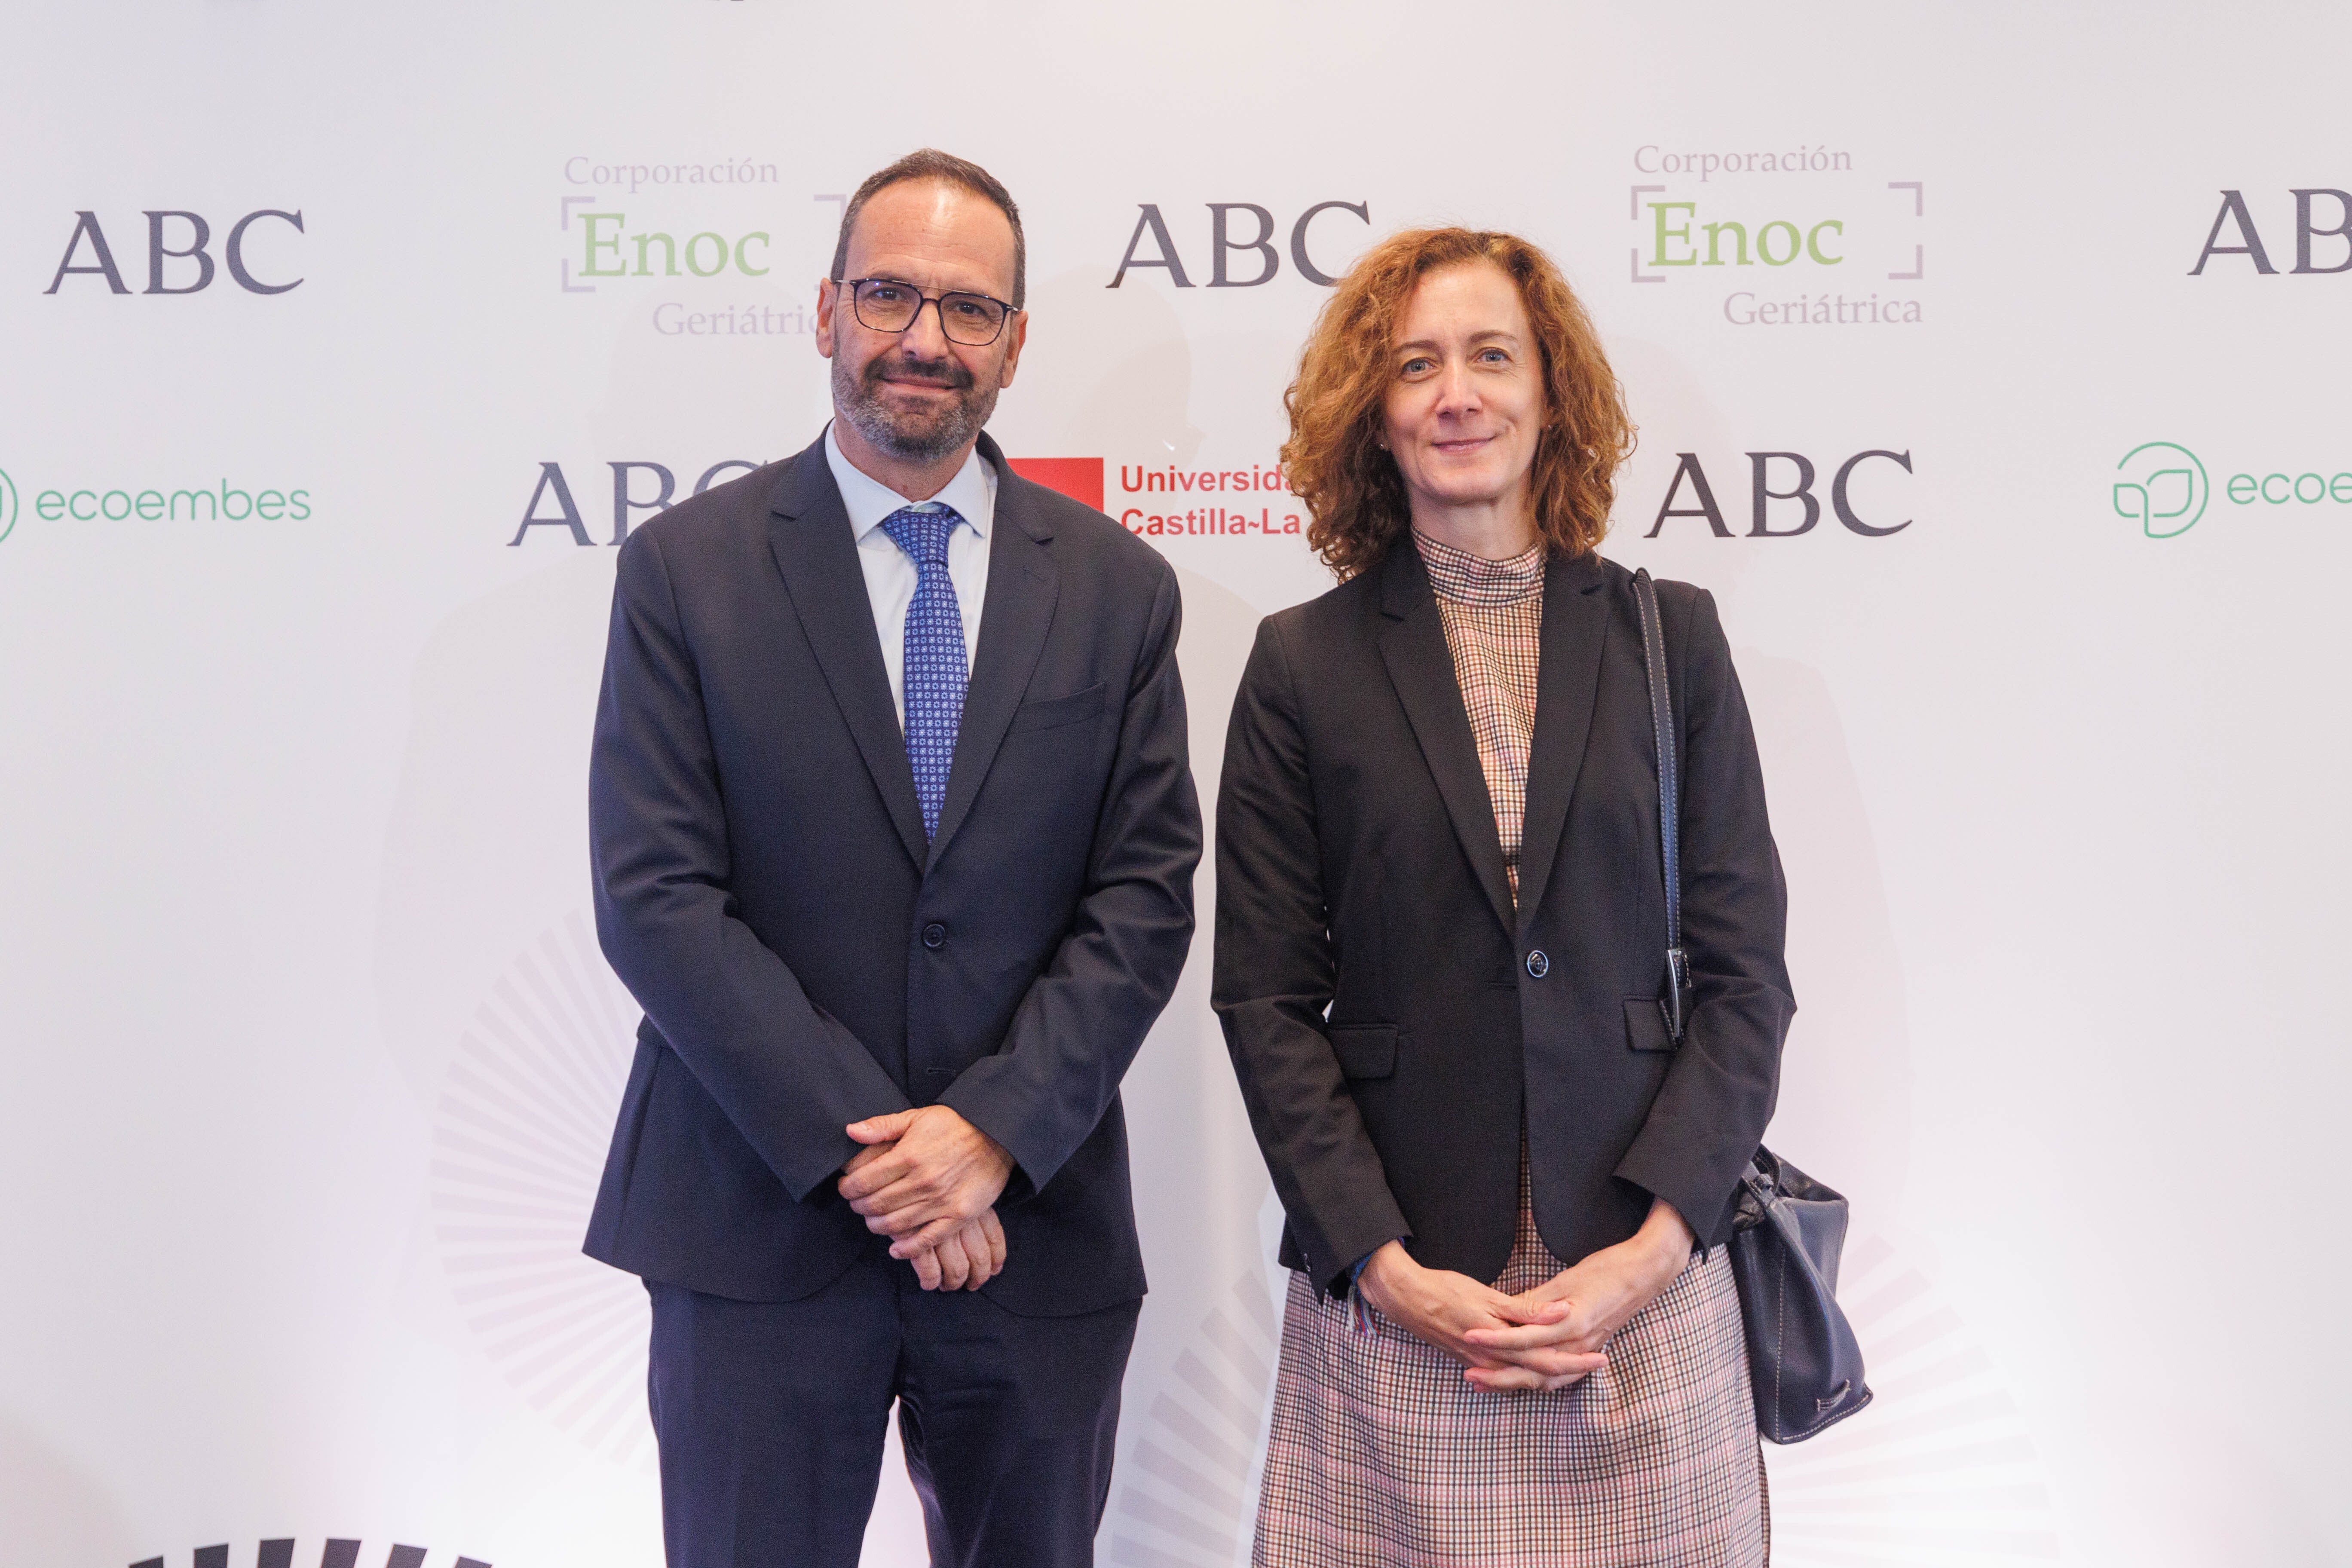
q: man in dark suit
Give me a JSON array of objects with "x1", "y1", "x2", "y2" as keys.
[{"x1": 582, "y1": 148, "x2": 1201, "y2": 1568}]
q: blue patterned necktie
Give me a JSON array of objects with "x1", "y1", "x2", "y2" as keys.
[{"x1": 879, "y1": 504, "x2": 969, "y2": 842}]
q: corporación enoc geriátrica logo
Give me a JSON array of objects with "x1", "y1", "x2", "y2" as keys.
[
  {"x1": 1622, "y1": 142, "x2": 1928, "y2": 328},
  {"x1": 2113, "y1": 441, "x2": 2352, "y2": 538},
  {"x1": 556, "y1": 153, "x2": 843, "y2": 344},
  {"x1": 559, "y1": 154, "x2": 785, "y2": 291}
]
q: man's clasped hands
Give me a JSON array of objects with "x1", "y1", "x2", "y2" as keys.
[{"x1": 837, "y1": 1104, "x2": 1016, "y2": 1292}]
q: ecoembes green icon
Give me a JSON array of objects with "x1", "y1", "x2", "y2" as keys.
[
  {"x1": 2113, "y1": 442, "x2": 2208, "y2": 539},
  {"x1": 0, "y1": 469, "x2": 18, "y2": 545}
]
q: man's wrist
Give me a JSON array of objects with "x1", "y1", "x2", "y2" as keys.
[{"x1": 932, "y1": 1093, "x2": 1023, "y2": 1194}]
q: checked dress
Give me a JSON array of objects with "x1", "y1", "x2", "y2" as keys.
[{"x1": 1250, "y1": 532, "x2": 1769, "y2": 1568}]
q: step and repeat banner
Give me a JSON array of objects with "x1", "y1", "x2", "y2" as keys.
[{"x1": 3, "y1": 3, "x2": 2348, "y2": 1566}]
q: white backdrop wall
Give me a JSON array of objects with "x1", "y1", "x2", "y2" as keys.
[{"x1": 4, "y1": 3, "x2": 2349, "y2": 1565}]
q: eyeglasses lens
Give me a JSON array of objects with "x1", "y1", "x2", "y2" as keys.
[
  {"x1": 936, "y1": 295, "x2": 1006, "y2": 344},
  {"x1": 851, "y1": 282, "x2": 1006, "y2": 345}
]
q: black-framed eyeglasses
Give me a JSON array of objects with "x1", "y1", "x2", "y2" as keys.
[{"x1": 837, "y1": 277, "x2": 1017, "y2": 346}]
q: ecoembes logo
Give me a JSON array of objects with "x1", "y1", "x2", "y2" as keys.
[
  {"x1": 0, "y1": 465, "x2": 312, "y2": 537},
  {"x1": 28, "y1": 478, "x2": 313, "y2": 524},
  {"x1": 2112, "y1": 443, "x2": 2208, "y2": 538},
  {"x1": 2113, "y1": 441, "x2": 2352, "y2": 538}
]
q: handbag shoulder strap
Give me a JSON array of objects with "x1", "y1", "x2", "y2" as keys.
[{"x1": 1632, "y1": 569, "x2": 1693, "y2": 1041}]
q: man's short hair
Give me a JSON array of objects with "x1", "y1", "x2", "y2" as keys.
[{"x1": 830, "y1": 149, "x2": 1026, "y2": 309}]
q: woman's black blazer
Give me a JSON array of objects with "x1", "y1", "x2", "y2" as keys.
[{"x1": 1213, "y1": 542, "x2": 1793, "y2": 1298}]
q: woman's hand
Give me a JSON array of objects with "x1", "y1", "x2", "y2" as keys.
[
  {"x1": 1459, "y1": 1197, "x2": 1696, "y2": 1393},
  {"x1": 1358, "y1": 1241, "x2": 1606, "y2": 1384}
]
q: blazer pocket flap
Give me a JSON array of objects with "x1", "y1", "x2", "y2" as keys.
[
  {"x1": 1623, "y1": 997, "x2": 1676, "y2": 1053},
  {"x1": 1008, "y1": 681, "x2": 1108, "y2": 734},
  {"x1": 1326, "y1": 1023, "x2": 1398, "y2": 1079}
]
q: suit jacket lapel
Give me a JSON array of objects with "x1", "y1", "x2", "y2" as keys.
[
  {"x1": 1376, "y1": 544, "x2": 1517, "y2": 937},
  {"x1": 1512, "y1": 551, "x2": 1610, "y2": 932},
  {"x1": 765, "y1": 437, "x2": 929, "y2": 869},
  {"x1": 929, "y1": 435, "x2": 1058, "y2": 868}
]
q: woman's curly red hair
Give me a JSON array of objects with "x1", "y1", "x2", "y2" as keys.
[{"x1": 1281, "y1": 228, "x2": 1635, "y2": 581}]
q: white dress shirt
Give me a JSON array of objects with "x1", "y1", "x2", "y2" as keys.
[{"x1": 824, "y1": 422, "x2": 996, "y2": 730}]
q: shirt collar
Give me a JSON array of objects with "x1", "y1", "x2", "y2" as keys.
[
  {"x1": 824, "y1": 421, "x2": 995, "y2": 543},
  {"x1": 1412, "y1": 528, "x2": 1546, "y2": 606}
]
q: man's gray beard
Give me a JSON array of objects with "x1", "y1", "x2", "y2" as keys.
[{"x1": 834, "y1": 352, "x2": 1001, "y2": 464}]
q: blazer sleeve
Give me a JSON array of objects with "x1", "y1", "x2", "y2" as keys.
[
  {"x1": 1613, "y1": 586, "x2": 1795, "y2": 1250},
  {"x1": 938, "y1": 562, "x2": 1202, "y2": 1195},
  {"x1": 1213, "y1": 617, "x2": 1412, "y2": 1296},
  {"x1": 590, "y1": 527, "x2": 912, "y2": 1203}
]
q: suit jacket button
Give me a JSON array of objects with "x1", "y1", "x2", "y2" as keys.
[
  {"x1": 922, "y1": 923, "x2": 947, "y2": 949},
  {"x1": 1525, "y1": 949, "x2": 1550, "y2": 979}
]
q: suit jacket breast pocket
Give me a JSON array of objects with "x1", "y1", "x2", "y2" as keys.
[{"x1": 1008, "y1": 681, "x2": 1108, "y2": 735}]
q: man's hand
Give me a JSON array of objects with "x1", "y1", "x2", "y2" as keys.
[
  {"x1": 1458, "y1": 1197, "x2": 1694, "y2": 1393},
  {"x1": 838, "y1": 1105, "x2": 1016, "y2": 1258},
  {"x1": 902, "y1": 1208, "x2": 1009, "y2": 1292},
  {"x1": 1358, "y1": 1240, "x2": 1603, "y2": 1383},
  {"x1": 843, "y1": 1141, "x2": 1009, "y2": 1289}
]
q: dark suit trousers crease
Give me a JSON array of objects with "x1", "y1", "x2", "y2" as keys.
[{"x1": 647, "y1": 1258, "x2": 1140, "y2": 1568}]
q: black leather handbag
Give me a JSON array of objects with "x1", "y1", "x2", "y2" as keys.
[{"x1": 1632, "y1": 568, "x2": 1874, "y2": 1444}]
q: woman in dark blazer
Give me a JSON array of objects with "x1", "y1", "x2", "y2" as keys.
[{"x1": 1215, "y1": 228, "x2": 1793, "y2": 1566}]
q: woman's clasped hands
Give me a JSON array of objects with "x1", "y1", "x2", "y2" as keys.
[{"x1": 1358, "y1": 1197, "x2": 1697, "y2": 1393}]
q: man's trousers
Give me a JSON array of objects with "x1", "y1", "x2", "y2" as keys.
[{"x1": 646, "y1": 1251, "x2": 1141, "y2": 1568}]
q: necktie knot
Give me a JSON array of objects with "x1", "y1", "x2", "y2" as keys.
[{"x1": 881, "y1": 505, "x2": 961, "y2": 568}]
